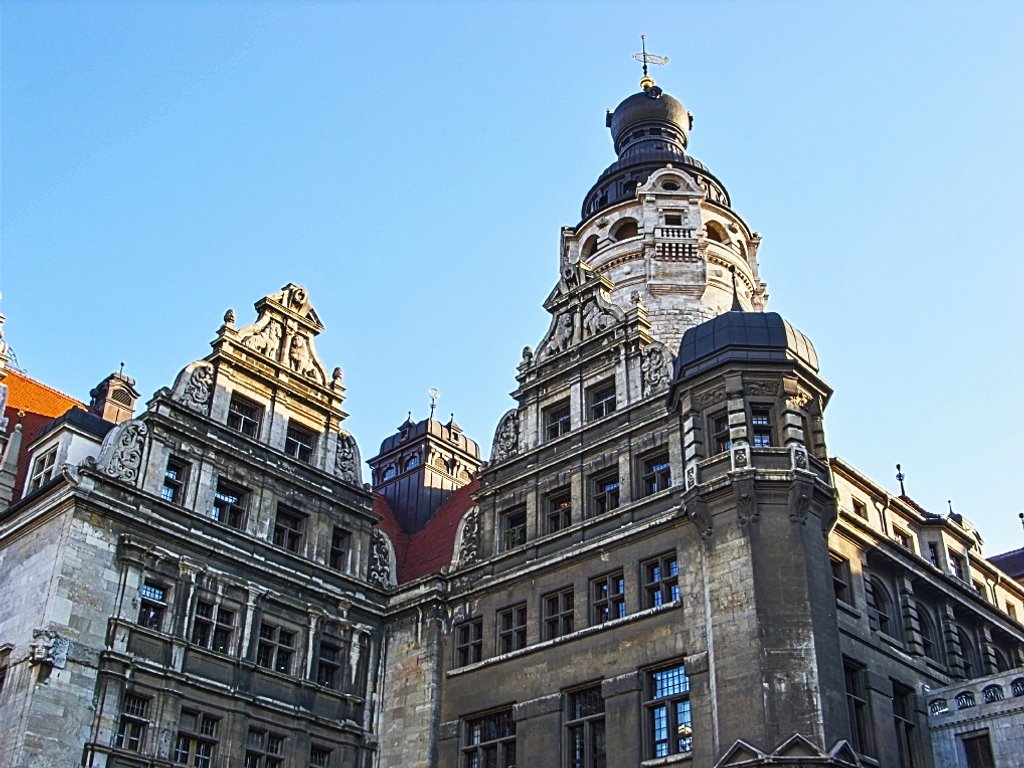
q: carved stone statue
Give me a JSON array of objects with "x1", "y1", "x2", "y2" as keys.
[
  {"x1": 240, "y1": 315, "x2": 283, "y2": 359},
  {"x1": 83, "y1": 419, "x2": 148, "y2": 482},
  {"x1": 331, "y1": 367, "x2": 344, "y2": 388},
  {"x1": 368, "y1": 529, "x2": 395, "y2": 588},
  {"x1": 583, "y1": 300, "x2": 617, "y2": 336},
  {"x1": 641, "y1": 343, "x2": 672, "y2": 395},
  {"x1": 288, "y1": 333, "x2": 318, "y2": 378},
  {"x1": 546, "y1": 311, "x2": 576, "y2": 356},
  {"x1": 171, "y1": 361, "x2": 215, "y2": 415},
  {"x1": 223, "y1": 308, "x2": 236, "y2": 326},
  {"x1": 490, "y1": 410, "x2": 519, "y2": 464}
]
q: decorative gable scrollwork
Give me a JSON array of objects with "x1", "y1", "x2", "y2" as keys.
[
  {"x1": 82, "y1": 418, "x2": 148, "y2": 483},
  {"x1": 335, "y1": 431, "x2": 362, "y2": 485},
  {"x1": 170, "y1": 360, "x2": 215, "y2": 415},
  {"x1": 641, "y1": 342, "x2": 673, "y2": 396},
  {"x1": 490, "y1": 410, "x2": 520, "y2": 464},
  {"x1": 453, "y1": 506, "x2": 481, "y2": 569},
  {"x1": 368, "y1": 529, "x2": 396, "y2": 589}
]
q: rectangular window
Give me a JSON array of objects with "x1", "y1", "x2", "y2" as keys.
[
  {"x1": 646, "y1": 663, "x2": 692, "y2": 758},
  {"x1": 640, "y1": 451, "x2": 671, "y2": 496},
  {"x1": 227, "y1": 393, "x2": 263, "y2": 438},
  {"x1": 212, "y1": 478, "x2": 248, "y2": 528},
  {"x1": 161, "y1": 456, "x2": 189, "y2": 503},
  {"x1": 852, "y1": 498, "x2": 868, "y2": 519},
  {"x1": 642, "y1": 553, "x2": 680, "y2": 608},
  {"x1": 273, "y1": 505, "x2": 306, "y2": 552},
  {"x1": 115, "y1": 693, "x2": 150, "y2": 752},
  {"x1": 927, "y1": 542, "x2": 940, "y2": 567},
  {"x1": 590, "y1": 571, "x2": 625, "y2": 625},
  {"x1": 545, "y1": 487, "x2": 572, "y2": 534},
  {"x1": 285, "y1": 421, "x2": 316, "y2": 463},
  {"x1": 587, "y1": 381, "x2": 616, "y2": 420},
  {"x1": 750, "y1": 407, "x2": 773, "y2": 448},
  {"x1": 542, "y1": 587, "x2": 574, "y2": 640},
  {"x1": 893, "y1": 528, "x2": 911, "y2": 550},
  {"x1": 566, "y1": 686, "x2": 606, "y2": 768},
  {"x1": 173, "y1": 709, "x2": 219, "y2": 768},
  {"x1": 309, "y1": 746, "x2": 332, "y2": 768},
  {"x1": 664, "y1": 214, "x2": 682, "y2": 226},
  {"x1": 455, "y1": 618, "x2": 483, "y2": 667},
  {"x1": 844, "y1": 659, "x2": 872, "y2": 756},
  {"x1": 1008, "y1": 602, "x2": 1018, "y2": 621},
  {"x1": 137, "y1": 581, "x2": 167, "y2": 631},
  {"x1": 497, "y1": 604, "x2": 527, "y2": 654},
  {"x1": 711, "y1": 412, "x2": 731, "y2": 454},
  {"x1": 191, "y1": 600, "x2": 235, "y2": 654},
  {"x1": 256, "y1": 622, "x2": 295, "y2": 675},
  {"x1": 891, "y1": 680, "x2": 918, "y2": 768},
  {"x1": 462, "y1": 710, "x2": 516, "y2": 768},
  {"x1": 961, "y1": 733, "x2": 994, "y2": 768},
  {"x1": 831, "y1": 556, "x2": 852, "y2": 605},
  {"x1": 590, "y1": 471, "x2": 620, "y2": 516},
  {"x1": 500, "y1": 505, "x2": 527, "y2": 550},
  {"x1": 950, "y1": 553, "x2": 966, "y2": 580},
  {"x1": 28, "y1": 448, "x2": 57, "y2": 492},
  {"x1": 544, "y1": 399, "x2": 572, "y2": 441},
  {"x1": 329, "y1": 527, "x2": 351, "y2": 570},
  {"x1": 316, "y1": 639, "x2": 343, "y2": 689},
  {"x1": 245, "y1": 728, "x2": 285, "y2": 768}
]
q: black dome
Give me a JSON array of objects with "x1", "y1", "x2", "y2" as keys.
[{"x1": 609, "y1": 88, "x2": 691, "y2": 150}]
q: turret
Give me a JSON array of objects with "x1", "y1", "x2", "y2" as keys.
[{"x1": 89, "y1": 368, "x2": 139, "y2": 424}]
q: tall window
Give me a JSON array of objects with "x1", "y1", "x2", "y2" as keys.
[
  {"x1": 640, "y1": 451, "x2": 671, "y2": 496},
  {"x1": 455, "y1": 618, "x2": 483, "y2": 667},
  {"x1": 138, "y1": 581, "x2": 167, "y2": 631},
  {"x1": 961, "y1": 732, "x2": 994, "y2": 768},
  {"x1": 285, "y1": 421, "x2": 316, "y2": 463},
  {"x1": 316, "y1": 638, "x2": 344, "y2": 689},
  {"x1": 500, "y1": 506, "x2": 527, "y2": 550},
  {"x1": 227, "y1": 393, "x2": 262, "y2": 438},
  {"x1": 711, "y1": 412, "x2": 731, "y2": 454},
  {"x1": 831, "y1": 556, "x2": 852, "y2": 605},
  {"x1": 545, "y1": 487, "x2": 572, "y2": 534},
  {"x1": 115, "y1": 693, "x2": 150, "y2": 752},
  {"x1": 245, "y1": 728, "x2": 285, "y2": 768},
  {"x1": 542, "y1": 587, "x2": 574, "y2": 640},
  {"x1": 646, "y1": 663, "x2": 692, "y2": 758},
  {"x1": 750, "y1": 407, "x2": 773, "y2": 448},
  {"x1": 590, "y1": 571, "x2": 625, "y2": 625},
  {"x1": 191, "y1": 600, "x2": 235, "y2": 654},
  {"x1": 957, "y1": 627, "x2": 981, "y2": 679},
  {"x1": 590, "y1": 471, "x2": 620, "y2": 516},
  {"x1": 309, "y1": 746, "x2": 332, "y2": 768},
  {"x1": 844, "y1": 659, "x2": 872, "y2": 756},
  {"x1": 173, "y1": 709, "x2": 219, "y2": 768},
  {"x1": 587, "y1": 381, "x2": 616, "y2": 420},
  {"x1": 949, "y1": 553, "x2": 966, "y2": 580},
  {"x1": 256, "y1": 622, "x2": 295, "y2": 675},
  {"x1": 212, "y1": 479, "x2": 248, "y2": 528},
  {"x1": 891, "y1": 680, "x2": 918, "y2": 768},
  {"x1": 544, "y1": 400, "x2": 571, "y2": 441},
  {"x1": 866, "y1": 577, "x2": 897, "y2": 638},
  {"x1": 893, "y1": 528, "x2": 912, "y2": 550},
  {"x1": 329, "y1": 527, "x2": 351, "y2": 570},
  {"x1": 462, "y1": 710, "x2": 516, "y2": 768},
  {"x1": 566, "y1": 686, "x2": 606, "y2": 768},
  {"x1": 917, "y1": 605, "x2": 943, "y2": 666},
  {"x1": 162, "y1": 456, "x2": 189, "y2": 503},
  {"x1": 497, "y1": 604, "x2": 527, "y2": 654},
  {"x1": 927, "y1": 542, "x2": 940, "y2": 568},
  {"x1": 642, "y1": 553, "x2": 680, "y2": 608},
  {"x1": 28, "y1": 448, "x2": 58, "y2": 492},
  {"x1": 273, "y1": 505, "x2": 305, "y2": 552}
]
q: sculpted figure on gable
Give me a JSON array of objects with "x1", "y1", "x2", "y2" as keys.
[
  {"x1": 545, "y1": 311, "x2": 577, "y2": 357},
  {"x1": 583, "y1": 300, "x2": 618, "y2": 336},
  {"x1": 235, "y1": 284, "x2": 329, "y2": 384},
  {"x1": 240, "y1": 315, "x2": 284, "y2": 359}
]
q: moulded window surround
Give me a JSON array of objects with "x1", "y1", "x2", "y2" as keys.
[
  {"x1": 750, "y1": 407, "x2": 773, "y2": 448},
  {"x1": 455, "y1": 618, "x2": 483, "y2": 667},
  {"x1": 639, "y1": 451, "x2": 671, "y2": 496},
  {"x1": 949, "y1": 553, "x2": 966, "y2": 580},
  {"x1": 590, "y1": 471, "x2": 620, "y2": 517},
  {"x1": 329, "y1": 527, "x2": 351, "y2": 571},
  {"x1": 891, "y1": 680, "x2": 919, "y2": 768},
  {"x1": 852, "y1": 498, "x2": 868, "y2": 520},
  {"x1": 462, "y1": 709, "x2": 516, "y2": 768},
  {"x1": 212, "y1": 478, "x2": 248, "y2": 528},
  {"x1": 272, "y1": 505, "x2": 306, "y2": 552},
  {"x1": 309, "y1": 746, "x2": 332, "y2": 768},
  {"x1": 590, "y1": 571, "x2": 626, "y2": 625},
  {"x1": 162, "y1": 456, "x2": 189, "y2": 504},
  {"x1": 191, "y1": 600, "x2": 235, "y2": 654},
  {"x1": 893, "y1": 528, "x2": 912, "y2": 550},
  {"x1": 285, "y1": 421, "x2": 317, "y2": 463},
  {"x1": 664, "y1": 213, "x2": 683, "y2": 226},
  {"x1": 581, "y1": 235, "x2": 599, "y2": 259},
  {"x1": 542, "y1": 587, "x2": 574, "y2": 640},
  {"x1": 957, "y1": 628, "x2": 981, "y2": 679},
  {"x1": 497, "y1": 604, "x2": 527, "y2": 654},
  {"x1": 227, "y1": 393, "x2": 263, "y2": 438},
  {"x1": 116, "y1": 693, "x2": 151, "y2": 752},
  {"x1": 566, "y1": 686, "x2": 606, "y2": 768},
  {"x1": 587, "y1": 381, "x2": 616, "y2": 421},
  {"x1": 646, "y1": 663, "x2": 692, "y2": 758},
  {"x1": 545, "y1": 487, "x2": 572, "y2": 534},
  {"x1": 711, "y1": 412, "x2": 731, "y2": 454},
  {"x1": 831, "y1": 556, "x2": 853, "y2": 606},
  {"x1": 844, "y1": 659, "x2": 873, "y2": 756},
  {"x1": 28, "y1": 448, "x2": 58, "y2": 492},
  {"x1": 173, "y1": 709, "x2": 219, "y2": 768},
  {"x1": 138, "y1": 581, "x2": 167, "y2": 631},
  {"x1": 256, "y1": 622, "x2": 296, "y2": 675},
  {"x1": 917, "y1": 606, "x2": 944, "y2": 666},
  {"x1": 611, "y1": 218, "x2": 639, "y2": 240},
  {"x1": 544, "y1": 400, "x2": 572, "y2": 441},
  {"x1": 245, "y1": 728, "x2": 285, "y2": 768},
  {"x1": 404, "y1": 455, "x2": 421, "y2": 471},
  {"x1": 499, "y1": 506, "x2": 527, "y2": 551},
  {"x1": 927, "y1": 542, "x2": 940, "y2": 568},
  {"x1": 642, "y1": 553, "x2": 680, "y2": 608},
  {"x1": 316, "y1": 638, "x2": 345, "y2": 689},
  {"x1": 866, "y1": 577, "x2": 898, "y2": 639}
]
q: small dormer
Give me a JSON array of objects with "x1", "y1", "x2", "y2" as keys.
[{"x1": 89, "y1": 369, "x2": 140, "y2": 425}]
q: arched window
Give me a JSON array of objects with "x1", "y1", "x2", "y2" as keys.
[
  {"x1": 866, "y1": 577, "x2": 898, "y2": 638},
  {"x1": 705, "y1": 221, "x2": 729, "y2": 244},
  {"x1": 404, "y1": 455, "x2": 421, "y2": 471},
  {"x1": 381, "y1": 465, "x2": 396, "y2": 482},
  {"x1": 957, "y1": 628, "x2": 981, "y2": 679},
  {"x1": 982, "y1": 685, "x2": 1004, "y2": 703},
  {"x1": 928, "y1": 698, "x2": 948, "y2": 715},
  {"x1": 581, "y1": 235, "x2": 599, "y2": 259},
  {"x1": 917, "y1": 606, "x2": 944, "y2": 665},
  {"x1": 1011, "y1": 678, "x2": 1024, "y2": 697},
  {"x1": 611, "y1": 218, "x2": 639, "y2": 241},
  {"x1": 955, "y1": 691, "x2": 976, "y2": 709}
]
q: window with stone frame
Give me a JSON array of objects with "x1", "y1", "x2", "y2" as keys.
[
  {"x1": 639, "y1": 450, "x2": 671, "y2": 496},
  {"x1": 544, "y1": 399, "x2": 572, "y2": 441},
  {"x1": 497, "y1": 604, "x2": 527, "y2": 654},
  {"x1": 710, "y1": 411, "x2": 731, "y2": 454},
  {"x1": 256, "y1": 621, "x2": 296, "y2": 675},
  {"x1": 957, "y1": 627, "x2": 982, "y2": 679},
  {"x1": 866, "y1": 576, "x2": 898, "y2": 638},
  {"x1": 315, "y1": 636, "x2": 346, "y2": 689},
  {"x1": 949, "y1": 552, "x2": 966, "y2": 580},
  {"x1": 750, "y1": 406, "x2": 773, "y2": 448},
  {"x1": 115, "y1": 693, "x2": 150, "y2": 752},
  {"x1": 542, "y1": 587, "x2": 574, "y2": 640},
  {"x1": 499, "y1": 505, "x2": 527, "y2": 551},
  {"x1": 329, "y1": 526, "x2": 351, "y2": 570},
  {"x1": 162, "y1": 456, "x2": 189, "y2": 504},
  {"x1": 455, "y1": 617, "x2": 483, "y2": 667},
  {"x1": 917, "y1": 605, "x2": 944, "y2": 666},
  {"x1": 227, "y1": 393, "x2": 263, "y2": 438},
  {"x1": 891, "y1": 679, "x2": 919, "y2": 768},
  {"x1": 960, "y1": 732, "x2": 995, "y2": 768},
  {"x1": 844, "y1": 659, "x2": 873, "y2": 756},
  {"x1": 645, "y1": 662, "x2": 692, "y2": 758},
  {"x1": 137, "y1": 581, "x2": 168, "y2": 631},
  {"x1": 191, "y1": 599, "x2": 235, "y2": 654},
  {"x1": 285, "y1": 420, "x2": 317, "y2": 463},
  {"x1": 212, "y1": 478, "x2": 248, "y2": 528},
  {"x1": 590, "y1": 571, "x2": 626, "y2": 625},
  {"x1": 587, "y1": 380, "x2": 616, "y2": 421},
  {"x1": 893, "y1": 527, "x2": 912, "y2": 551},
  {"x1": 641, "y1": 553, "x2": 680, "y2": 608},
  {"x1": 566, "y1": 685, "x2": 606, "y2": 768},
  {"x1": 28, "y1": 447, "x2": 57, "y2": 492},
  {"x1": 245, "y1": 728, "x2": 285, "y2": 768},
  {"x1": 462, "y1": 709, "x2": 516, "y2": 768},
  {"x1": 173, "y1": 709, "x2": 219, "y2": 768},
  {"x1": 927, "y1": 542, "x2": 940, "y2": 568},
  {"x1": 831, "y1": 555, "x2": 853, "y2": 606},
  {"x1": 272, "y1": 504, "x2": 306, "y2": 552},
  {"x1": 589, "y1": 470, "x2": 620, "y2": 517},
  {"x1": 545, "y1": 486, "x2": 572, "y2": 534},
  {"x1": 309, "y1": 746, "x2": 332, "y2": 768},
  {"x1": 852, "y1": 498, "x2": 868, "y2": 519}
]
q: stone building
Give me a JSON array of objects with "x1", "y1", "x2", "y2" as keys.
[{"x1": 1, "y1": 71, "x2": 1023, "y2": 768}]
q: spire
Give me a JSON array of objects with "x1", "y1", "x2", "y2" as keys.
[{"x1": 633, "y1": 34, "x2": 669, "y2": 91}]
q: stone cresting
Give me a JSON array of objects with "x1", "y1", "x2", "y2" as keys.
[
  {"x1": 83, "y1": 418, "x2": 148, "y2": 482},
  {"x1": 170, "y1": 360, "x2": 215, "y2": 415},
  {"x1": 490, "y1": 410, "x2": 519, "y2": 464}
]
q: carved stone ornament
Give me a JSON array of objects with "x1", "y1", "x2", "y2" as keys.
[
  {"x1": 30, "y1": 629, "x2": 71, "y2": 669},
  {"x1": 236, "y1": 284, "x2": 328, "y2": 384},
  {"x1": 335, "y1": 431, "x2": 361, "y2": 484},
  {"x1": 685, "y1": 463, "x2": 698, "y2": 489},
  {"x1": 641, "y1": 343, "x2": 673, "y2": 396},
  {"x1": 170, "y1": 360, "x2": 215, "y2": 415},
  {"x1": 490, "y1": 410, "x2": 520, "y2": 464},
  {"x1": 745, "y1": 380, "x2": 779, "y2": 396},
  {"x1": 83, "y1": 418, "x2": 148, "y2": 482},
  {"x1": 454, "y1": 506, "x2": 481, "y2": 568},
  {"x1": 787, "y1": 390, "x2": 812, "y2": 410},
  {"x1": 734, "y1": 478, "x2": 758, "y2": 525},
  {"x1": 582, "y1": 300, "x2": 617, "y2": 337},
  {"x1": 686, "y1": 495, "x2": 712, "y2": 539},
  {"x1": 731, "y1": 444, "x2": 750, "y2": 471},
  {"x1": 790, "y1": 488, "x2": 812, "y2": 526},
  {"x1": 791, "y1": 444, "x2": 809, "y2": 471},
  {"x1": 695, "y1": 388, "x2": 726, "y2": 409},
  {"x1": 544, "y1": 311, "x2": 577, "y2": 357},
  {"x1": 368, "y1": 529, "x2": 395, "y2": 589}
]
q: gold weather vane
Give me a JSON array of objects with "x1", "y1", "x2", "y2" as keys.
[{"x1": 633, "y1": 34, "x2": 669, "y2": 90}]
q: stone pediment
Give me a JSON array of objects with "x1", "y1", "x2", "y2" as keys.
[{"x1": 536, "y1": 261, "x2": 625, "y2": 360}]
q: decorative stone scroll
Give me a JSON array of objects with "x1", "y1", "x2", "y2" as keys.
[
  {"x1": 170, "y1": 360, "x2": 215, "y2": 415},
  {"x1": 83, "y1": 419, "x2": 148, "y2": 482},
  {"x1": 745, "y1": 380, "x2": 779, "y2": 396},
  {"x1": 454, "y1": 506, "x2": 481, "y2": 568},
  {"x1": 490, "y1": 410, "x2": 520, "y2": 464},
  {"x1": 641, "y1": 342, "x2": 673, "y2": 396},
  {"x1": 367, "y1": 529, "x2": 396, "y2": 589},
  {"x1": 335, "y1": 431, "x2": 362, "y2": 485}
]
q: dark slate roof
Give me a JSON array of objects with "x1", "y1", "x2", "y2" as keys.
[
  {"x1": 673, "y1": 311, "x2": 820, "y2": 383},
  {"x1": 372, "y1": 416, "x2": 479, "y2": 461},
  {"x1": 989, "y1": 547, "x2": 1024, "y2": 581},
  {"x1": 35, "y1": 406, "x2": 114, "y2": 441}
]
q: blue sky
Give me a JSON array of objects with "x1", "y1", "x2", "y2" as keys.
[{"x1": 3, "y1": 2, "x2": 1023, "y2": 552}]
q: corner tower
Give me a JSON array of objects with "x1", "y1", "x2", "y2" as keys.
[{"x1": 561, "y1": 73, "x2": 767, "y2": 351}]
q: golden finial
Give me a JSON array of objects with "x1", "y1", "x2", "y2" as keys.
[{"x1": 633, "y1": 34, "x2": 669, "y2": 90}]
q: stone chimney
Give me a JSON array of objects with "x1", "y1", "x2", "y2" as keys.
[{"x1": 89, "y1": 367, "x2": 139, "y2": 424}]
